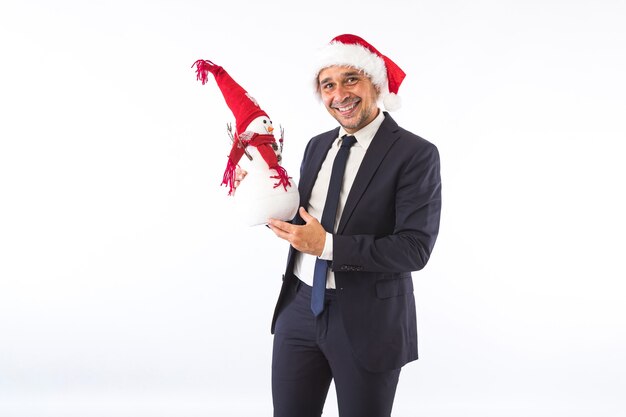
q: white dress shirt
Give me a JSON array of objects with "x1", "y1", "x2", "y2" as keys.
[{"x1": 293, "y1": 110, "x2": 385, "y2": 288}]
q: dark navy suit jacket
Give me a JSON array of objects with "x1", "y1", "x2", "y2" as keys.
[{"x1": 271, "y1": 113, "x2": 442, "y2": 373}]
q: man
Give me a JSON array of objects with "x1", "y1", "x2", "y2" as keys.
[{"x1": 258, "y1": 34, "x2": 440, "y2": 417}]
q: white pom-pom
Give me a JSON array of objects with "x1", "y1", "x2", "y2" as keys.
[{"x1": 383, "y1": 93, "x2": 402, "y2": 111}]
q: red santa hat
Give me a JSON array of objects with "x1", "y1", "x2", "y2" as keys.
[
  {"x1": 313, "y1": 34, "x2": 406, "y2": 111},
  {"x1": 192, "y1": 59, "x2": 268, "y2": 134}
]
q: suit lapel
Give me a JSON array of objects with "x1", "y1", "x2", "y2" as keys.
[
  {"x1": 294, "y1": 128, "x2": 339, "y2": 225},
  {"x1": 337, "y1": 114, "x2": 400, "y2": 233}
]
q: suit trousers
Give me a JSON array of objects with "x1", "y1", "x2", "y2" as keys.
[{"x1": 272, "y1": 279, "x2": 401, "y2": 417}]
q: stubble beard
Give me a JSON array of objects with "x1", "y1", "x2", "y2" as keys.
[{"x1": 332, "y1": 102, "x2": 375, "y2": 133}]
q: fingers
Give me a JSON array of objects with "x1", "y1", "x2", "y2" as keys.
[
  {"x1": 235, "y1": 168, "x2": 248, "y2": 181},
  {"x1": 267, "y1": 219, "x2": 297, "y2": 246},
  {"x1": 298, "y1": 206, "x2": 313, "y2": 222},
  {"x1": 234, "y1": 168, "x2": 247, "y2": 189},
  {"x1": 267, "y1": 216, "x2": 325, "y2": 256},
  {"x1": 298, "y1": 207, "x2": 323, "y2": 229},
  {"x1": 268, "y1": 218, "x2": 294, "y2": 234}
]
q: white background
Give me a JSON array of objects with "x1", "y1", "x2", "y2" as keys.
[{"x1": 1, "y1": 0, "x2": 625, "y2": 416}]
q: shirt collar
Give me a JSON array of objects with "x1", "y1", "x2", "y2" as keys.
[{"x1": 337, "y1": 109, "x2": 385, "y2": 151}]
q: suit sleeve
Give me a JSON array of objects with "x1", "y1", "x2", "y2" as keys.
[{"x1": 332, "y1": 142, "x2": 442, "y2": 273}]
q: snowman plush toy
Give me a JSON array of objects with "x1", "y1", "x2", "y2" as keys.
[{"x1": 192, "y1": 59, "x2": 299, "y2": 226}]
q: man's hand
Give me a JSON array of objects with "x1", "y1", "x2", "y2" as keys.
[
  {"x1": 268, "y1": 207, "x2": 327, "y2": 256},
  {"x1": 233, "y1": 167, "x2": 247, "y2": 193}
]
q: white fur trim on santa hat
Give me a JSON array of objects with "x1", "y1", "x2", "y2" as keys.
[{"x1": 316, "y1": 41, "x2": 388, "y2": 88}]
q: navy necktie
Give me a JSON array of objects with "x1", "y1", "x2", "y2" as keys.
[{"x1": 311, "y1": 135, "x2": 357, "y2": 316}]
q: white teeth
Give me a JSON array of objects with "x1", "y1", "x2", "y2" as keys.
[{"x1": 337, "y1": 102, "x2": 357, "y2": 112}]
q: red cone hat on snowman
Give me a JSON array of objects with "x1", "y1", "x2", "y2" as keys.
[
  {"x1": 192, "y1": 59, "x2": 291, "y2": 195},
  {"x1": 313, "y1": 34, "x2": 406, "y2": 111}
]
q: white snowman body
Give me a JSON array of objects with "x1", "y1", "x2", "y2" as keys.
[{"x1": 233, "y1": 116, "x2": 299, "y2": 226}]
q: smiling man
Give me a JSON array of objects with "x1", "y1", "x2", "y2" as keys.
[
  {"x1": 266, "y1": 34, "x2": 442, "y2": 417},
  {"x1": 318, "y1": 67, "x2": 379, "y2": 132}
]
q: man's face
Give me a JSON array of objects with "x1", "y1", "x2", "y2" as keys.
[{"x1": 317, "y1": 65, "x2": 380, "y2": 134}]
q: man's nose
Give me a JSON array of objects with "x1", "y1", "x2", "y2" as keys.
[{"x1": 333, "y1": 85, "x2": 350, "y2": 103}]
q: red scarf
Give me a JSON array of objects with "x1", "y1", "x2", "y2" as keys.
[{"x1": 222, "y1": 133, "x2": 292, "y2": 195}]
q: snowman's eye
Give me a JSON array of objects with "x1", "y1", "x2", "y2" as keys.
[{"x1": 263, "y1": 120, "x2": 268, "y2": 124}]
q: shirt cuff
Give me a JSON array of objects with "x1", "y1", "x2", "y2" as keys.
[{"x1": 319, "y1": 232, "x2": 333, "y2": 260}]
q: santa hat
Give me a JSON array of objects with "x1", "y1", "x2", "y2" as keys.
[
  {"x1": 192, "y1": 59, "x2": 268, "y2": 134},
  {"x1": 313, "y1": 34, "x2": 406, "y2": 111}
]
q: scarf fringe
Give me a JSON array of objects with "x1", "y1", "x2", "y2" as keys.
[
  {"x1": 221, "y1": 158, "x2": 237, "y2": 196},
  {"x1": 223, "y1": 162, "x2": 293, "y2": 195},
  {"x1": 269, "y1": 165, "x2": 292, "y2": 191}
]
